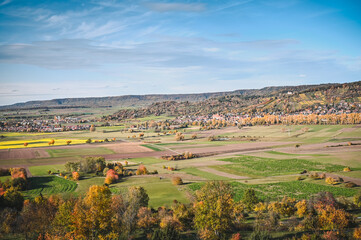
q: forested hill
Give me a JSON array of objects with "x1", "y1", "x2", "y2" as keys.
[
  {"x1": 105, "y1": 81, "x2": 361, "y2": 119},
  {"x1": 0, "y1": 82, "x2": 344, "y2": 110}
]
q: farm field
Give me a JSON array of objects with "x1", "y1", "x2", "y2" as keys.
[{"x1": 1, "y1": 124, "x2": 360, "y2": 208}]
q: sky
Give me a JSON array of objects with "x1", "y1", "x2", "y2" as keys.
[{"x1": 0, "y1": 0, "x2": 360, "y2": 106}]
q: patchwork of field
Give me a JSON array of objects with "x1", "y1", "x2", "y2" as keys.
[{"x1": 1, "y1": 124, "x2": 361, "y2": 207}]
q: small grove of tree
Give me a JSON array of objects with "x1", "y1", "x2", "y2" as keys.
[
  {"x1": 65, "y1": 157, "x2": 106, "y2": 174},
  {"x1": 1, "y1": 185, "x2": 361, "y2": 239},
  {"x1": 136, "y1": 164, "x2": 149, "y2": 175},
  {"x1": 175, "y1": 132, "x2": 185, "y2": 141},
  {"x1": 105, "y1": 169, "x2": 119, "y2": 185},
  {"x1": 10, "y1": 168, "x2": 27, "y2": 180}
]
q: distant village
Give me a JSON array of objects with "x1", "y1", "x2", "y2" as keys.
[
  {"x1": 0, "y1": 116, "x2": 91, "y2": 132},
  {"x1": 1, "y1": 100, "x2": 360, "y2": 133}
]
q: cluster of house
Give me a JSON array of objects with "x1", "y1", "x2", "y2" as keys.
[{"x1": 0, "y1": 117, "x2": 91, "y2": 132}]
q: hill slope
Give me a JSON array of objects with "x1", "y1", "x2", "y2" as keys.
[
  {"x1": 0, "y1": 83, "x2": 336, "y2": 110},
  {"x1": 105, "y1": 81, "x2": 361, "y2": 119}
]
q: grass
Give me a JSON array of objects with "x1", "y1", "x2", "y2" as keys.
[
  {"x1": 141, "y1": 144, "x2": 163, "y2": 151},
  {"x1": 189, "y1": 180, "x2": 360, "y2": 202},
  {"x1": 0, "y1": 175, "x2": 11, "y2": 182},
  {"x1": 181, "y1": 168, "x2": 231, "y2": 180},
  {"x1": 213, "y1": 155, "x2": 346, "y2": 177},
  {"x1": 29, "y1": 164, "x2": 66, "y2": 176},
  {"x1": 23, "y1": 176, "x2": 77, "y2": 198},
  {"x1": 111, "y1": 177, "x2": 189, "y2": 208},
  {"x1": 75, "y1": 177, "x2": 105, "y2": 194},
  {"x1": 128, "y1": 157, "x2": 166, "y2": 165},
  {"x1": 46, "y1": 147, "x2": 114, "y2": 157}
]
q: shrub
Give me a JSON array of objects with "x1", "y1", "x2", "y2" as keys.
[
  {"x1": 325, "y1": 177, "x2": 337, "y2": 185},
  {"x1": 104, "y1": 176, "x2": 114, "y2": 185},
  {"x1": 11, "y1": 177, "x2": 27, "y2": 190},
  {"x1": 85, "y1": 138, "x2": 92, "y2": 144},
  {"x1": 309, "y1": 172, "x2": 320, "y2": 179},
  {"x1": 295, "y1": 144, "x2": 300, "y2": 148},
  {"x1": 23, "y1": 142, "x2": 28, "y2": 147},
  {"x1": 191, "y1": 134, "x2": 197, "y2": 139},
  {"x1": 354, "y1": 193, "x2": 361, "y2": 208},
  {"x1": 208, "y1": 135, "x2": 215, "y2": 141},
  {"x1": 72, "y1": 171, "x2": 80, "y2": 181},
  {"x1": 345, "y1": 182, "x2": 357, "y2": 188},
  {"x1": 124, "y1": 160, "x2": 128, "y2": 166},
  {"x1": 343, "y1": 167, "x2": 351, "y2": 172},
  {"x1": 183, "y1": 151, "x2": 193, "y2": 159},
  {"x1": 354, "y1": 226, "x2": 361, "y2": 239},
  {"x1": 66, "y1": 140, "x2": 72, "y2": 145},
  {"x1": 172, "y1": 177, "x2": 183, "y2": 185}
]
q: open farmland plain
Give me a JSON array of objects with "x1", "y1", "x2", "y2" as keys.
[{"x1": 1, "y1": 124, "x2": 361, "y2": 207}]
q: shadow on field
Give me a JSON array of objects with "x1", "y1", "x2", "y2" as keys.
[{"x1": 27, "y1": 176, "x2": 54, "y2": 190}]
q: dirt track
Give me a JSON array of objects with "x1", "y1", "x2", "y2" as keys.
[{"x1": 199, "y1": 167, "x2": 249, "y2": 179}]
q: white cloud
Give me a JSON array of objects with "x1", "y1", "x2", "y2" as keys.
[
  {"x1": 0, "y1": 0, "x2": 11, "y2": 7},
  {"x1": 145, "y1": 3, "x2": 205, "y2": 12}
]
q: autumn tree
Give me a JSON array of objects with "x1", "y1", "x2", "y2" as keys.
[
  {"x1": 242, "y1": 188, "x2": 259, "y2": 211},
  {"x1": 137, "y1": 207, "x2": 158, "y2": 236},
  {"x1": 194, "y1": 181, "x2": 234, "y2": 239},
  {"x1": 90, "y1": 124, "x2": 96, "y2": 132},
  {"x1": 69, "y1": 185, "x2": 115, "y2": 239},
  {"x1": 119, "y1": 186, "x2": 150, "y2": 238},
  {"x1": 52, "y1": 198, "x2": 76, "y2": 237},
  {"x1": 172, "y1": 202, "x2": 194, "y2": 230},
  {"x1": 72, "y1": 171, "x2": 80, "y2": 181}
]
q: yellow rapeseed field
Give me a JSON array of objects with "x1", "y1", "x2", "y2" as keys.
[{"x1": 0, "y1": 138, "x2": 86, "y2": 149}]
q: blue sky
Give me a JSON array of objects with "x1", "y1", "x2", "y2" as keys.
[{"x1": 0, "y1": 0, "x2": 360, "y2": 105}]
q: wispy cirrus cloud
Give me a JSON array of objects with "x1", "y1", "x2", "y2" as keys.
[
  {"x1": 145, "y1": 2, "x2": 205, "y2": 12},
  {"x1": 0, "y1": 0, "x2": 11, "y2": 7}
]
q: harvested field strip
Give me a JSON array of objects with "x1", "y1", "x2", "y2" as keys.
[{"x1": 199, "y1": 167, "x2": 248, "y2": 179}]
